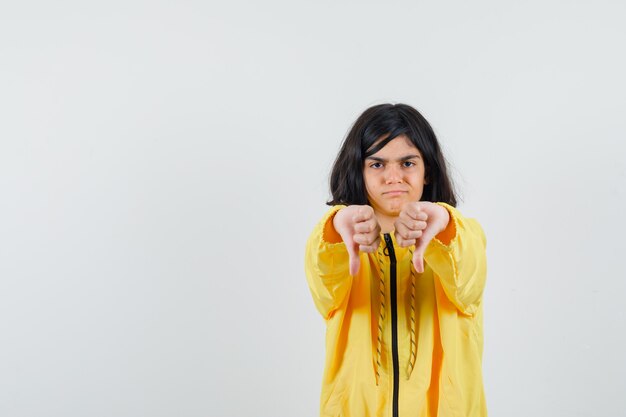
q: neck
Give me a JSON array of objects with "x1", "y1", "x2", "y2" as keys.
[{"x1": 375, "y1": 212, "x2": 397, "y2": 234}]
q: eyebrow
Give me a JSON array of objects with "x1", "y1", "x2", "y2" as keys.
[{"x1": 365, "y1": 154, "x2": 422, "y2": 163}]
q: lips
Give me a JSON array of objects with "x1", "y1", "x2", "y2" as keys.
[{"x1": 383, "y1": 190, "x2": 408, "y2": 196}]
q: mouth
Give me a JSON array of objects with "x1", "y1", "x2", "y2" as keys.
[{"x1": 383, "y1": 190, "x2": 408, "y2": 197}]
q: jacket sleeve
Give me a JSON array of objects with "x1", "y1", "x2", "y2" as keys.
[
  {"x1": 423, "y1": 202, "x2": 487, "y2": 316},
  {"x1": 304, "y1": 204, "x2": 353, "y2": 320}
]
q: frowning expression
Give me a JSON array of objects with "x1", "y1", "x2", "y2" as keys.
[{"x1": 363, "y1": 135, "x2": 427, "y2": 217}]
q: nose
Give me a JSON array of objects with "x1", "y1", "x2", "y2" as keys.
[{"x1": 384, "y1": 164, "x2": 402, "y2": 184}]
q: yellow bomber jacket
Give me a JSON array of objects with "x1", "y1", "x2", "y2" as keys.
[{"x1": 304, "y1": 202, "x2": 488, "y2": 417}]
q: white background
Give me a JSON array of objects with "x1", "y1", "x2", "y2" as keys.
[{"x1": 1, "y1": 1, "x2": 625, "y2": 416}]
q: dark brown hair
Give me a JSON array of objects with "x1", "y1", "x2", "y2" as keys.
[{"x1": 327, "y1": 103, "x2": 458, "y2": 207}]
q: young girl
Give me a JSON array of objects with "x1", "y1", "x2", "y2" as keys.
[{"x1": 304, "y1": 103, "x2": 488, "y2": 417}]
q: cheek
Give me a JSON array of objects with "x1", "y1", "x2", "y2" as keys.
[{"x1": 363, "y1": 172, "x2": 375, "y2": 190}]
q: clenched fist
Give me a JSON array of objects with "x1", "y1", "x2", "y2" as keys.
[
  {"x1": 333, "y1": 205, "x2": 381, "y2": 276},
  {"x1": 394, "y1": 202, "x2": 450, "y2": 273}
]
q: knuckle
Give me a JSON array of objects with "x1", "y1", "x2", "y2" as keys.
[{"x1": 360, "y1": 245, "x2": 373, "y2": 253}]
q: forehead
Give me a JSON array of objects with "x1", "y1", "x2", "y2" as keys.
[{"x1": 368, "y1": 135, "x2": 421, "y2": 157}]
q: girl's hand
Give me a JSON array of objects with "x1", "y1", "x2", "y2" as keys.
[
  {"x1": 333, "y1": 205, "x2": 381, "y2": 276},
  {"x1": 394, "y1": 202, "x2": 450, "y2": 273}
]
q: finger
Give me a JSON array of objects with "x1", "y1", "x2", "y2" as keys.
[
  {"x1": 412, "y1": 248, "x2": 424, "y2": 273},
  {"x1": 393, "y1": 220, "x2": 408, "y2": 239},
  {"x1": 349, "y1": 255, "x2": 361, "y2": 276},
  {"x1": 398, "y1": 207, "x2": 427, "y2": 230},
  {"x1": 340, "y1": 232, "x2": 361, "y2": 276},
  {"x1": 352, "y1": 206, "x2": 373, "y2": 223},
  {"x1": 395, "y1": 221, "x2": 424, "y2": 240},
  {"x1": 406, "y1": 220, "x2": 428, "y2": 232},
  {"x1": 403, "y1": 202, "x2": 422, "y2": 220},
  {"x1": 369, "y1": 217, "x2": 381, "y2": 235},
  {"x1": 397, "y1": 237, "x2": 417, "y2": 248},
  {"x1": 359, "y1": 234, "x2": 381, "y2": 253},
  {"x1": 345, "y1": 241, "x2": 361, "y2": 276},
  {"x1": 394, "y1": 226, "x2": 413, "y2": 247},
  {"x1": 354, "y1": 221, "x2": 375, "y2": 234},
  {"x1": 403, "y1": 230, "x2": 423, "y2": 240},
  {"x1": 359, "y1": 244, "x2": 378, "y2": 253},
  {"x1": 405, "y1": 204, "x2": 430, "y2": 222},
  {"x1": 353, "y1": 233, "x2": 377, "y2": 246},
  {"x1": 412, "y1": 220, "x2": 439, "y2": 273},
  {"x1": 399, "y1": 212, "x2": 427, "y2": 231},
  {"x1": 415, "y1": 211, "x2": 428, "y2": 221}
]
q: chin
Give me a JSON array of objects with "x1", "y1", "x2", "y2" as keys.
[{"x1": 385, "y1": 206, "x2": 402, "y2": 216}]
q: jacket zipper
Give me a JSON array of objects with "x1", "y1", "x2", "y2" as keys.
[{"x1": 383, "y1": 233, "x2": 400, "y2": 417}]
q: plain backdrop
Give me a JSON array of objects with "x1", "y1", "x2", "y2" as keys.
[{"x1": 1, "y1": 1, "x2": 625, "y2": 416}]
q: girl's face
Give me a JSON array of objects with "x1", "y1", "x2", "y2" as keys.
[{"x1": 363, "y1": 135, "x2": 428, "y2": 218}]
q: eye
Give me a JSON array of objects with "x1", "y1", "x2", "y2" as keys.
[
  {"x1": 403, "y1": 161, "x2": 416, "y2": 168},
  {"x1": 370, "y1": 162, "x2": 383, "y2": 169}
]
